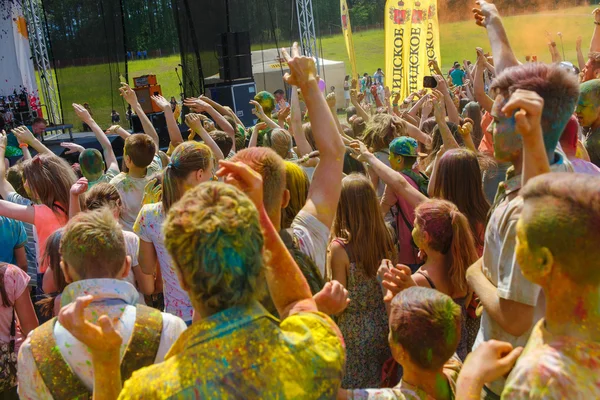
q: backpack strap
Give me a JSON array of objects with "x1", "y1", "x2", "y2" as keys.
[
  {"x1": 31, "y1": 318, "x2": 91, "y2": 400},
  {"x1": 120, "y1": 304, "x2": 163, "y2": 381}
]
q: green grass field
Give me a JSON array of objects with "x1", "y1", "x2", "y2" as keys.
[{"x1": 42, "y1": 4, "x2": 596, "y2": 129}]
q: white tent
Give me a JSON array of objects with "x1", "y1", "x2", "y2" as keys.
[{"x1": 206, "y1": 47, "x2": 348, "y2": 110}]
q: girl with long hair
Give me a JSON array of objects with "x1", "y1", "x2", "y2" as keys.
[
  {"x1": 0, "y1": 152, "x2": 76, "y2": 289},
  {"x1": 409, "y1": 199, "x2": 479, "y2": 360},
  {"x1": 282, "y1": 161, "x2": 309, "y2": 230},
  {"x1": 429, "y1": 149, "x2": 490, "y2": 254},
  {"x1": 37, "y1": 230, "x2": 67, "y2": 317},
  {"x1": 0, "y1": 262, "x2": 38, "y2": 397},
  {"x1": 134, "y1": 141, "x2": 214, "y2": 325},
  {"x1": 327, "y1": 173, "x2": 397, "y2": 388}
]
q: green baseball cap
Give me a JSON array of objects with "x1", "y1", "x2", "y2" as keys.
[{"x1": 389, "y1": 136, "x2": 418, "y2": 157}]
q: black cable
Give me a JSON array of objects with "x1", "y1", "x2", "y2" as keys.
[
  {"x1": 39, "y1": 0, "x2": 63, "y2": 125},
  {"x1": 99, "y1": 1, "x2": 115, "y2": 113},
  {"x1": 265, "y1": 0, "x2": 287, "y2": 93},
  {"x1": 314, "y1": 0, "x2": 326, "y2": 89}
]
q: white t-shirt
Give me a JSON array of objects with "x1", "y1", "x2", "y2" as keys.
[
  {"x1": 474, "y1": 156, "x2": 573, "y2": 395},
  {"x1": 134, "y1": 203, "x2": 193, "y2": 322},
  {"x1": 109, "y1": 154, "x2": 163, "y2": 231},
  {"x1": 291, "y1": 210, "x2": 330, "y2": 278}
]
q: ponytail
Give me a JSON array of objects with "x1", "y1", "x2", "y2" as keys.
[
  {"x1": 448, "y1": 210, "x2": 479, "y2": 296},
  {"x1": 162, "y1": 142, "x2": 213, "y2": 212},
  {"x1": 415, "y1": 199, "x2": 479, "y2": 297}
]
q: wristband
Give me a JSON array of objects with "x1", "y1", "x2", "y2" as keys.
[
  {"x1": 392, "y1": 103, "x2": 399, "y2": 107},
  {"x1": 595, "y1": 21, "x2": 600, "y2": 25},
  {"x1": 19, "y1": 143, "x2": 29, "y2": 149}
]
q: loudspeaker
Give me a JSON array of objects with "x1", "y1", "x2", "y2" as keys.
[
  {"x1": 216, "y1": 32, "x2": 252, "y2": 81},
  {"x1": 207, "y1": 81, "x2": 257, "y2": 128},
  {"x1": 133, "y1": 84, "x2": 163, "y2": 114},
  {"x1": 131, "y1": 112, "x2": 170, "y2": 149}
]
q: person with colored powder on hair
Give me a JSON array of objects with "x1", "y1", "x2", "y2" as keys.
[
  {"x1": 67, "y1": 103, "x2": 121, "y2": 189},
  {"x1": 463, "y1": 30, "x2": 578, "y2": 395},
  {"x1": 340, "y1": 287, "x2": 463, "y2": 400},
  {"x1": 457, "y1": 113, "x2": 600, "y2": 398},
  {"x1": 17, "y1": 208, "x2": 186, "y2": 400},
  {"x1": 575, "y1": 79, "x2": 600, "y2": 167},
  {"x1": 55, "y1": 159, "x2": 346, "y2": 399},
  {"x1": 579, "y1": 8, "x2": 600, "y2": 83},
  {"x1": 560, "y1": 115, "x2": 600, "y2": 175}
]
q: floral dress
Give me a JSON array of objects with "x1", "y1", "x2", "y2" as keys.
[{"x1": 334, "y1": 240, "x2": 391, "y2": 389}]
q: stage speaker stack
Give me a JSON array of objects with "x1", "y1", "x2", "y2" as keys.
[
  {"x1": 132, "y1": 74, "x2": 163, "y2": 114},
  {"x1": 216, "y1": 32, "x2": 252, "y2": 81}
]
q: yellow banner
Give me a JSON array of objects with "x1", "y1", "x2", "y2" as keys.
[
  {"x1": 340, "y1": 0, "x2": 358, "y2": 80},
  {"x1": 385, "y1": 0, "x2": 411, "y2": 98},
  {"x1": 385, "y1": 0, "x2": 441, "y2": 99}
]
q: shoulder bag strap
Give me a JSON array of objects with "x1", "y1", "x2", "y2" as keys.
[
  {"x1": 120, "y1": 304, "x2": 163, "y2": 382},
  {"x1": 31, "y1": 318, "x2": 91, "y2": 399}
]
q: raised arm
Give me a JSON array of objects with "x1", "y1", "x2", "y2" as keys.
[
  {"x1": 247, "y1": 100, "x2": 279, "y2": 130},
  {"x1": 120, "y1": 83, "x2": 160, "y2": 152},
  {"x1": 0, "y1": 131, "x2": 15, "y2": 199},
  {"x1": 474, "y1": 49, "x2": 494, "y2": 113},
  {"x1": 69, "y1": 178, "x2": 88, "y2": 219},
  {"x1": 472, "y1": 0, "x2": 519, "y2": 75},
  {"x1": 501, "y1": 89, "x2": 550, "y2": 186},
  {"x1": 73, "y1": 103, "x2": 119, "y2": 172},
  {"x1": 13, "y1": 126, "x2": 52, "y2": 157},
  {"x1": 200, "y1": 95, "x2": 244, "y2": 128},
  {"x1": 217, "y1": 160, "x2": 317, "y2": 318},
  {"x1": 152, "y1": 95, "x2": 184, "y2": 149},
  {"x1": 185, "y1": 113, "x2": 224, "y2": 161},
  {"x1": 283, "y1": 43, "x2": 346, "y2": 229},
  {"x1": 350, "y1": 88, "x2": 370, "y2": 122},
  {"x1": 352, "y1": 141, "x2": 427, "y2": 209},
  {"x1": 432, "y1": 90, "x2": 461, "y2": 150},
  {"x1": 590, "y1": 8, "x2": 600, "y2": 53},
  {"x1": 183, "y1": 97, "x2": 235, "y2": 152},
  {"x1": 290, "y1": 86, "x2": 313, "y2": 157},
  {"x1": 577, "y1": 36, "x2": 586, "y2": 72},
  {"x1": 434, "y1": 76, "x2": 460, "y2": 125}
]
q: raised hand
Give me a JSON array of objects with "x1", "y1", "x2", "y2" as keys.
[
  {"x1": 150, "y1": 94, "x2": 171, "y2": 111},
  {"x1": 501, "y1": 89, "x2": 544, "y2": 138},
  {"x1": 313, "y1": 281, "x2": 350, "y2": 316},
  {"x1": 183, "y1": 97, "x2": 210, "y2": 113},
  {"x1": 281, "y1": 42, "x2": 317, "y2": 89},
  {"x1": 459, "y1": 119, "x2": 474, "y2": 138},
  {"x1": 119, "y1": 82, "x2": 138, "y2": 106},
  {"x1": 0, "y1": 130, "x2": 7, "y2": 150},
  {"x1": 351, "y1": 78, "x2": 358, "y2": 90},
  {"x1": 249, "y1": 100, "x2": 267, "y2": 120},
  {"x1": 278, "y1": 106, "x2": 291, "y2": 124},
  {"x1": 58, "y1": 295, "x2": 123, "y2": 359},
  {"x1": 434, "y1": 75, "x2": 448, "y2": 93},
  {"x1": 72, "y1": 103, "x2": 93, "y2": 123},
  {"x1": 421, "y1": 95, "x2": 433, "y2": 119},
  {"x1": 185, "y1": 113, "x2": 204, "y2": 132},
  {"x1": 70, "y1": 177, "x2": 89, "y2": 196},
  {"x1": 431, "y1": 89, "x2": 446, "y2": 121},
  {"x1": 254, "y1": 121, "x2": 268, "y2": 132},
  {"x1": 594, "y1": 8, "x2": 600, "y2": 24},
  {"x1": 472, "y1": 0, "x2": 500, "y2": 28},
  {"x1": 105, "y1": 125, "x2": 121, "y2": 135},
  {"x1": 142, "y1": 178, "x2": 162, "y2": 205},
  {"x1": 349, "y1": 140, "x2": 371, "y2": 162},
  {"x1": 326, "y1": 92, "x2": 337, "y2": 109},
  {"x1": 576, "y1": 36, "x2": 582, "y2": 51},
  {"x1": 12, "y1": 126, "x2": 36, "y2": 145},
  {"x1": 60, "y1": 142, "x2": 85, "y2": 155},
  {"x1": 216, "y1": 160, "x2": 264, "y2": 209}
]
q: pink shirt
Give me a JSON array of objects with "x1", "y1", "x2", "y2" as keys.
[
  {"x1": 0, "y1": 264, "x2": 30, "y2": 354},
  {"x1": 33, "y1": 204, "x2": 68, "y2": 273},
  {"x1": 570, "y1": 158, "x2": 600, "y2": 175}
]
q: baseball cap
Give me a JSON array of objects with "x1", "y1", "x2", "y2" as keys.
[{"x1": 389, "y1": 137, "x2": 418, "y2": 157}]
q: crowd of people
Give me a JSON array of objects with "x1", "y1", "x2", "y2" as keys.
[{"x1": 0, "y1": 0, "x2": 599, "y2": 398}]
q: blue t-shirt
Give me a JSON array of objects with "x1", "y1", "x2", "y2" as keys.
[
  {"x1": 0, "y1": 216, "x2": 27, "y2": 265},
  {"x1": 450, "y1": 68, "x2": 465, "y2": 86}
]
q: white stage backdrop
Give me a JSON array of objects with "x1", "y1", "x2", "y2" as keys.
[{"x1": 0, "y1": 2, "x2": 38, "y2": 95}]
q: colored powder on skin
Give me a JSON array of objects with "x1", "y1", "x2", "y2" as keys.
[{"x1": 434, "y1": 373, "x2": 450, "y2": 399}]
